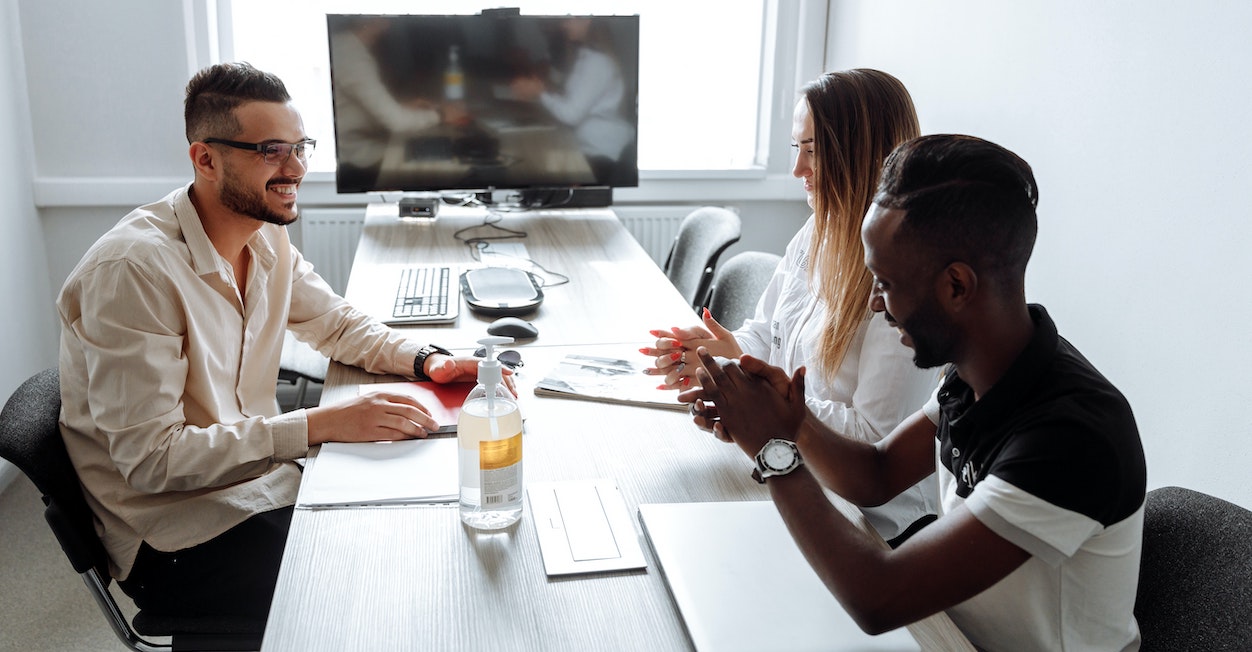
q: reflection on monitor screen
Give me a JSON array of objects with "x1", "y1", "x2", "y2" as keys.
[{"x1": 327, "y1": 13, "x2": 640, "y2": 196}]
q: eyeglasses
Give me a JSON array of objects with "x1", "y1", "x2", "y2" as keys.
[
  {"x1": 473, "y1": 348, "x2": 524, "y2": 370},
  {"x1": 203, "y1": 138, "x2": 316, "y2": 165}
]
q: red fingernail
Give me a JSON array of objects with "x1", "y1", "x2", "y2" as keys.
[
  {"x1": 683, "y1": 377, "x2": 691, "y2": 387},
  {"x1": 656, "y1": 384, "x2": 668, "y2": 390},
  {"x1": 670, "y1": 352, "x2": 682, "y2": 361},
  {"x1": 703, "y1": 307, "x2": 711, "y2": 319},
  {"x1": 649, "y1": 330, "x2": 667, "y2": 338},
  {"x1": 639, "y1": 348, "x2": 650, "y2": 354}
]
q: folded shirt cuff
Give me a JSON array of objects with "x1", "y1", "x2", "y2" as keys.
[{"x1": 271, "y1": 410, "x2": 310, "y2": 460}]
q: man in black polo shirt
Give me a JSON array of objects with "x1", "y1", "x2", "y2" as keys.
[{"x1": 683, "y1": 134, "x2": 1146, "y2": 651}]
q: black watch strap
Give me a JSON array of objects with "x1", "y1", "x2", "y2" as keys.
[{"x1": 413, "y1": 344, "x2": 452, "y2": 381}]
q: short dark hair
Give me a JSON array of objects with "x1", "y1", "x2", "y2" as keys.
[
  {"x1": 184, "y1": 62, "x2": 290, "y2": 144},
  {"x1": 874, "y1": 134, "x2": 1039, "y2": 285}
]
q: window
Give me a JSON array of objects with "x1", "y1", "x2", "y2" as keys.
[{"x1": 223, "y1": 0, "x2": 769, "y2": 175}]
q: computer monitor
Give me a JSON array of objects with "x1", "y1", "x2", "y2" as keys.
[{"x1": 327, "y1": 12, "x2": 640, "y2": 202}]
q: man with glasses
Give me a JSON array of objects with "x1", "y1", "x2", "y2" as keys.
[{"x1": 56, "y1": 62, "x2": 489, "y2": 622}]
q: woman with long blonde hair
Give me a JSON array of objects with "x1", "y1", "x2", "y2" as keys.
[{"x1": 644, "y1": 69, "x2": 940, "y2": 545}]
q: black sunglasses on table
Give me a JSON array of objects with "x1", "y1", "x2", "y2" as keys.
[{"x1": 473, "y1": 348, "x2": 524, "y2": 370}]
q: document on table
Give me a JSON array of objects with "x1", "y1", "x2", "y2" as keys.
[
  {"x1": 533, "y1": 354, "x2": 685, "y2": 411},
  {"x1": 296, "y1": 439, "x2": 458, "y2": 508}
]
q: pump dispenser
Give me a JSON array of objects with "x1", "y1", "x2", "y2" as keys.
[{"x1": 458, "y1": 336, "x2": 523, "y2": 529}]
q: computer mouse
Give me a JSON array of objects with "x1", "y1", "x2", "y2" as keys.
[{"x1": 487, "y1": 316, "x2": 539, "y2": 340}]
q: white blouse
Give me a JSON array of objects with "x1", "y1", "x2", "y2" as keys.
[{"x1": 734, "y1": 215, "x2": 941, "y2": 541}]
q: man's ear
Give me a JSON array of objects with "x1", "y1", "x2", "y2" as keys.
[
  {"x1": 189, "y1": 142, "x2": 220, "y2": 181},
  {"x1": 938, "y1": 262, "x2": 978, "y2": 312}
]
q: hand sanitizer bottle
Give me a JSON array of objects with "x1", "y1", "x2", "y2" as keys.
[
  {"x1": 458, "y1": 336, "x2": 523, "y2": 529},
  {"x1": 444, "y1": 45, "x2": 464, "y2": 101}
]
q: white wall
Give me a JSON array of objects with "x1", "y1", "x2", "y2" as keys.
[
  {"x1": 828, "y1": 0, "x2": 1252, "y2": 509},
  {"x1": 0, "y1": 0, "x2": 57, "y2": 487}
]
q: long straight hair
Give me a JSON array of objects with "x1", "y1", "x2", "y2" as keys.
[{"x1": 803, "y1": 69, "x2": 920, "y2": 380}]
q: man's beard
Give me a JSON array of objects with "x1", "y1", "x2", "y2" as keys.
[
  {"x1": 220, "y1": 167, "x2": 299, "y2": 226},
  {"x1": 894, "y1": 296, "x2": 959, "y2": 369}
]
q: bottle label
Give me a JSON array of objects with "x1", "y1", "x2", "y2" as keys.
[
  {"x1": 479, "y1": 432, "x2": 522, "y2": 469},
  {"x1": 479, "y1": 432, "x2": 522, "y2": 506},
  {"x1": 445, "y1": 73, "x2": 464, "y2": 100}
]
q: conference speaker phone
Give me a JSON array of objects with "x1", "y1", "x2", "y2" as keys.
[{"x1": 460, "y1": 267, "x2": 544, "y2": 317}]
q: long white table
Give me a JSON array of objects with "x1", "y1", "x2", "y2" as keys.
[
  {"x1": 262, "y1": 203, "x2": 974, "y2": 651},
  {"x1": 342, "y1": 202, "x2": 682, "y2": 350}
]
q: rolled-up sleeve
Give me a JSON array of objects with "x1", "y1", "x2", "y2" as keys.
[{"x1": 284, "y1": 244, "x2": 422, "y2": 377}]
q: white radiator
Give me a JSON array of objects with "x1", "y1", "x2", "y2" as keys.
[
  {"x1": 297, "y1": 209, "x2": 365, "y2": 296},
  {"x1": 297, "y1": 206, "x2": 691, "y2": 294},
  {"x1": 614, "y1": 206, "x2": 693, "y2": 266}
]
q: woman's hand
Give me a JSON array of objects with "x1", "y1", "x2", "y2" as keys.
[{"x1": 639, "y1": 308, "x2": 744, "y2": 389}]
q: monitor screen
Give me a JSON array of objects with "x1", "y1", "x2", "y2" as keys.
[{"x1": 327, "y1": 13, "x2": 640, "y2": 195}]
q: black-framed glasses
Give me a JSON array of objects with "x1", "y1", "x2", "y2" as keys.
[
  {"x1": 203, "y1": 137, "x2": 316, "y2": 165},
  {"x1": 473, "y1": 348, "x2": 524, "y2": 370}
]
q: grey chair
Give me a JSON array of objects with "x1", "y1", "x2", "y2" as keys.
[
  {"x1": 278, "y1": 332, "x2": 329, "y2": 410},
  {"x1": 706, "y1": 251, "x2": 781, "y2": 329},
  {"x1": 1134, "y1": 485, "x2": 1252, "y2": 651},
  {"x1": 662, "y1": 206, "x2": 742, "y2": 311},
  {"x1": 0, "y1": 368, "x2": 264, "y2": 651}
]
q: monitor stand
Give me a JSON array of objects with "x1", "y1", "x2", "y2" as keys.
[{"x1": 516, "y1": 187, "x2": 613, "y2": 209}]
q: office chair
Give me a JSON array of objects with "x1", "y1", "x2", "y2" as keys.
[
  {"x1": 1134, "y1": 485, "x2": 1252, "y2": 651},
  {"x1": 706, "y1": 251, "x2": 782, "y2": 329},
  {"x1": 0, "y1": 368, "x2": 264, "y2": 652},
  {"x1": 277, "y1": 332, "x2": 329, "y2": 410},
  {"x1": 661, "y1": 206, "x2": 742, "y2": 311}
]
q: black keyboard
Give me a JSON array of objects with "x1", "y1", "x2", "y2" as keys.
[{"x1": 393, "y1": 266, "x2": 453, "y2": 319}]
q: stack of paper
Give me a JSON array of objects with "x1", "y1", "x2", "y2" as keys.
[{"x1": 296, "y1": 439, "x2": 458, "y2": 508}]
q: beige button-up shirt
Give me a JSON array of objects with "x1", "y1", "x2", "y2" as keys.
[{"x1": 57, "y1": 184, "x2": 420, "y2": 579}]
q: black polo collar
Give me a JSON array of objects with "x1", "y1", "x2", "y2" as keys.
[{"x1": 936, "y1": 304, "x2": 1059, "y2": 494}]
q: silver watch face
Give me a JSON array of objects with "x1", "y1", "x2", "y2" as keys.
[{"x1": 762, "y1": 440, "x2": 797, "y2": 472}]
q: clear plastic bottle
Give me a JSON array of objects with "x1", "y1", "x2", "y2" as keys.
[
  {"x1": 444, "y1": 45, "x2": 464, "y2": 101},
  {"x1": 458, "y1": 336, "x2": 523, "y2": 529}
]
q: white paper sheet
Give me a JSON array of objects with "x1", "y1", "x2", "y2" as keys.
[{"x1": 296, "y1": 439, "x2": 458, "y2": 508}]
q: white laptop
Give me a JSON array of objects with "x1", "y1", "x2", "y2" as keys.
[{"x1": 638, "y1": 501, "x2": 920, "y2": 652}]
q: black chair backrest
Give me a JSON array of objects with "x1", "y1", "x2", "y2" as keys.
[
  {"x1": 0, "y1": 368, "x2": 110, "y2": 578},
  {"x1": 706, "y1": 251, "x2": 782, "y2": 329},
  {"x1": 662, "y1": 206, "x2": 742, "y2": 310},
  {"x1": 1135, "y1": 485, "x2": 1252, "y2": 651}
]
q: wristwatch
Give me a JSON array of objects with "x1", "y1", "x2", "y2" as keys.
[
  {"x1": 752, "y1": 438, "x2": 803, "y2": 484},
  {"x1": 413, "y1": 344, "x2": 452, "y2": 381}
]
